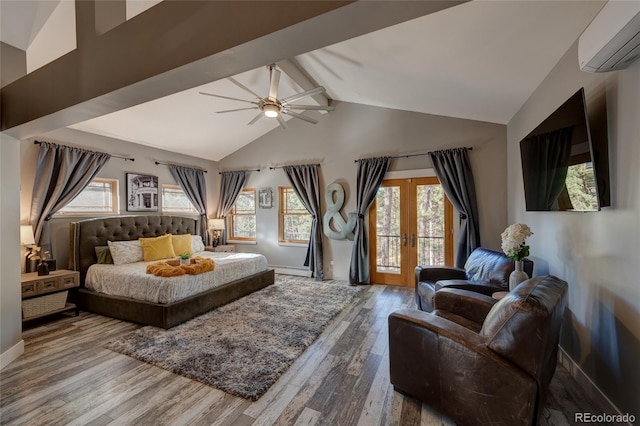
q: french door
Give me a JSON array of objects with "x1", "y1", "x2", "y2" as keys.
[{"x1": 369, "y1": 177, "x2": 453, "y2": 286}]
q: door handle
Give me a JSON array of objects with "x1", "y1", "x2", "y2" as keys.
[
  {"x1": 402, "y1": 233, "x2": 407, "y2": 247},
  {"x1": 410, "y1": 233, "x2": 415, "y2": 247}
]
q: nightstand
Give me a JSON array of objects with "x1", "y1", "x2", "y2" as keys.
[
  {"x1": 21, "y1": 269, "x2": 80, "y2": 323},
  {"x1": 205, "y1": 245, "x2": 236, "y2": 253}
]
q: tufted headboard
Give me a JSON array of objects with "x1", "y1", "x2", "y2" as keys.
[{"x1": 69, "y1": 215, "x2": 198, "y2": 285}]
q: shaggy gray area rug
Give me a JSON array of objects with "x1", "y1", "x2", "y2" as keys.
[{"x1": 105, "y1": 275, "x2": 364, "y2": 400}]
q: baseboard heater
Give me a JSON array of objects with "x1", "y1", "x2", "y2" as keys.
[{"x1": 270, "y1": 265, "x2": 312, "y2": 278}]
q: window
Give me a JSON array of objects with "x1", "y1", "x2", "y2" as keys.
[
  {"x1": 57, "y1": 178, "x2": 118, "y2": 215},
  {"x1": 229, "y1": 189, "x2": 256, "y2": 241},
  {"x1": 161, "y1": 184, "x2": 198, "y2": 214},
  {"x1": 279, "y1": 187, "x2": 312, "y2": 244}
]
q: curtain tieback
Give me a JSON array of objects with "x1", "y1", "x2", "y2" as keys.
[
  {"x1": 459, "y1": 214, "x2": 467, "y2": 220},
  {"x1": 358, "y1": 214, "x2": 365, "y2": 219}
]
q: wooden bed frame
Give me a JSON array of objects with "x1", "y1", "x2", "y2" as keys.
[{"x1": 69, "y1": 215, "x2": 274, "y2": 328}]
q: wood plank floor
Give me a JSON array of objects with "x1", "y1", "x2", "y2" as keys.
[{"x1": 1, "y1": 283, "x2": 604, "y2": 426}]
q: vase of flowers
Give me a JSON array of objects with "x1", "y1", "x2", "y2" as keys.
[
  {"x1": 501, "y1": 223, "x2": 533, "y2": 290},
  {"x1": 29, "y1": 246, "x2": 52, "y2": 276}
]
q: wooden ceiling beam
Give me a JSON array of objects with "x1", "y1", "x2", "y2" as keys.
[{"x1": 1, "y1": 1, "x2": 465, "y2": 139}]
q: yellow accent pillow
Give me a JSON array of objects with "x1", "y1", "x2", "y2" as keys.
[
  {"x1": 139, "y1": 234, "x2": 176, "y2": 262},
  {"x1": 172, "y1": 234, "x2": 193, "y2": 257}
]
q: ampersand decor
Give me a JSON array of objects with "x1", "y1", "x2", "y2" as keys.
[{"x1": 323, "y1": 183, "x2": 357, "y2": 241}]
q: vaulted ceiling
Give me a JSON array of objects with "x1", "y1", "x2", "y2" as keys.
[{"x1": 1, "y1": 1, "x2": 606, "y2": 161}]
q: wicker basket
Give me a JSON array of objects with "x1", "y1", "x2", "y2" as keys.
[{"x1": 22, "y1": 291, "x2": 68, "y2": 319}]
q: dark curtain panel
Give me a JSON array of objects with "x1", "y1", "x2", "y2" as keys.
[
  {"x1": 169, "y1": 165, "x2": 209, "y2": 245},
  {"x1": 349, "y1": 157, "x2": 390, "y2": 285},
  {"x1": 283, "y1": 165, "x2": 324, "y2": 280},
  {"x1": 429, "y1": 147, "x2": 480, "y2": 268},
  {"x1": 215, "y1": 171, "x2": 248, "y2": 245},
  {"x1": 30, "y1": 142, "x2": 111, "y2": 253},
  {"x1": 521, "y1": 126, "x2": 573, "y2": 211}
]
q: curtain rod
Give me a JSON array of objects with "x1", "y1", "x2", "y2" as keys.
[
  {"x1": 155, "y1": 161, "x2": 207, "y2": 173},
  {"x1": 33, "y1": 140, "x2": 134, "y2": 161},
  {"x1": 269, "y1": 163, "x2": 321, "y2": 170},
  {"x1": 218, "y1": 168, "x2": 260, "y2": 175},
  {"x1": 353, "y1": 147, "x2": 473, "y2": 163}
]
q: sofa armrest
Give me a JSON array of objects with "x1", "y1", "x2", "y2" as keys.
[
  {"x1": 433, "y1": 288, "x2": 497, "y2": 325},
  {"x1": 390, "y1": 308, "x2": 487, "y2": 347},
  {"x1": 415, "y1": 265, "x2": 466, "y2": 284}
]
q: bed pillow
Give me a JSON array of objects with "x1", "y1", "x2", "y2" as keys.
[
  {"x1": 94, "y1": 246, "x2": 114, "y2": 264},
  {"x1": 107, "y1": 240, "x2": 144, "y2": 265},
  {"x1": 172, "y1": 234, "x2": 192, "y2": 257},
  {"x1": 139, "y1": 234, "x2": 176, "y2": 262},
  {"x1": 191, "y1": 235, "x2": 205, "y2": 253}
]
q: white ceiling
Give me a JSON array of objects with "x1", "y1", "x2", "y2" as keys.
[{"x1": 2, "y1": 0, "x2": 606, "y2": 162}]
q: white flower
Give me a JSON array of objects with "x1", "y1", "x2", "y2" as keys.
[{"x1": 501, "y1": 223, "x2": 533, "y2": 260}]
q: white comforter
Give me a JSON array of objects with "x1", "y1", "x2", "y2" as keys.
[{"x1": 85, "y1": 251, "x2": 268, "y2": 304}]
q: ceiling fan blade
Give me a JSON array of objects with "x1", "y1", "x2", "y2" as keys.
[
  {"x1": 283, "y1": 110, "x2": 318, "y2": 125},
  {"x1": 280, "y1": 86, "x2": 326, "y2": 104},
  {"x1": 269, "y1": 68, "x2": 281, "y2": 101},
  {"x1": 248, "y1": 112, "x2": 263, "y2": 125},
  {"x1": 276, "y1": 115, "x2": 288, "y2": 129},
  {"x1": 199, "y1": 92, "x2": 258, "y2": 105},
  {"x1": 284, "y1": 105, "x2": 335, "y2": 111},
  {"x1": 228, "y1": 77, "x2": 262, "y2": 100},
  {"x1": 216, "y1": 107, "x2": 258, "y2": 114}
]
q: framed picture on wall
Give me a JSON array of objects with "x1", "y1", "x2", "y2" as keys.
[
  {"x1": 126, "y1": 173, "x2": 159, "y2": 212},
  {"x1": 258, "y1": 188, "x2": 273, "y2": 208}
]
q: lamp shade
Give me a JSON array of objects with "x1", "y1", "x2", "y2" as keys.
[
  {"x1": 20, "y1": 225, "x2": 35, "y2": 245},
  {"x1": 210, "y1": 219, "x2": 226, "y2": 230}
]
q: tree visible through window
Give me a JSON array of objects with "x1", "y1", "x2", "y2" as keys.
[
  {"x1": 57, "y1": 178, "x2": 118, "y2": 214},
  {"x1": 279, "y1": 187, "x2": 312, "y2": 243},
  {"x1": 161, "y1": 184, "x2": 197, "y2": 214},
  {"x1": 416, "y1": 184, "x2": 447, "y2": 266},
  {"x1": 229, "y1": 189, "x2": 256, "y2": 241}
]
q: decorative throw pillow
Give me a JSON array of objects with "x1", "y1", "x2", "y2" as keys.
[
  {"x1": 139, "y1": 234, "x2": 176, "y2": 262},
  {"x1": 172, "y1": 234, "x2": 192, "y2": 257},
  {"x1": 107, "y1": 240, "x2": 144, "y2": 265},
  {"x1": 94, "y1": 246, "x2": 114, "y2": 264},
  {"x1": 191, "y1": 235, "x2": 205, "y2": 253}
]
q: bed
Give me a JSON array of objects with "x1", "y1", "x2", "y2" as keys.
[{"x1": 69, "y1": 215, "x2": 274, "y2": 328}]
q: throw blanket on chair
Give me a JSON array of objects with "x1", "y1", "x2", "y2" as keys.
[{"x1": 146, "y1": 256, "x2": 216, "y2": 277}]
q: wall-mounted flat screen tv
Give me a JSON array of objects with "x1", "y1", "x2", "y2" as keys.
[{"x1": 520, "y1": 87, "x2": 609, "y2": 211}]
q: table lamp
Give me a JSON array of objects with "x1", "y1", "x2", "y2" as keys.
[
  {"x1": 20, "y1": 225, "x2": 35, "y2": 272},
  {"x1": 209, "y1": 219, "x2": 226, "y2": 247}
]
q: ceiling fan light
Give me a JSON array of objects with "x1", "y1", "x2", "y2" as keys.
[{"x1": 263, "y1": 104, "x2": 279, "y2": 118}]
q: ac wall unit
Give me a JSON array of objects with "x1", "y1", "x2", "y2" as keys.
[{"x1": 578, "y1": 0, "x2": 640, "y2": 73}]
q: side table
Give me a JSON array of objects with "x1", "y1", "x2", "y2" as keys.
[
  {"x1": 492, "y1": 291, "x2": 509, "y2": 301},
  {"x1": 205, "y1": 245, "x2": 236, "y2": 253},
  {"x1": 21, "y1": 269, "x2": 80, "y2": 323}
]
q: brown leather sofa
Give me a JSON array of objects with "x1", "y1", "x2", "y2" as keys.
[
  {"x1": 389, "y1": 275, "x2": 568, "y2": 426},
  {"x1": 415, "y1": 247, "x2": 533, "y2": 312}
]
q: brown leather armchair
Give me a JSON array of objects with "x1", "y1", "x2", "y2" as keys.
[
  {"x1": 390, "y1": 275, "x2": 568, "y2": 426},
  {"x1": 415, "y1": 247, "x2": 533, "y2": 312}
]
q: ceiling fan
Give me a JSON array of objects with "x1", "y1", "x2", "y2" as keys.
[{"x1": 199, "y1": 64, "x2": 335, "y2": 129}]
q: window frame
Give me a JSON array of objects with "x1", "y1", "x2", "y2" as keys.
[
  {"x1": 228, "y1": 188, "x2": 257, "y2": 242},
  {"x1": 160, "y1": 184, "x2": 198, "y2": 215},
  {"x1": 56, "y1": 177, "x2": 119, "y2": 216},
  {"x1": 279, "y1": 186, "x2": 312, "y2": 244}
]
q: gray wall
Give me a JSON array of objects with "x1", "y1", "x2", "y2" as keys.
[
  {"x1": 20, "y1": 128, "x2": 219, "y2": 270},
  {"x1": 1, "y1": 134, "x2": 22, "y2": 366},
  {"x1": 220, "y1": 101, "x2": 507, "y2": 280},
  {"x1": 0, "y1": 42, "x2": 26, "y2": 88},
  {"x1": 507, "y1": 42, "x2": 640, "y2": 416}
]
